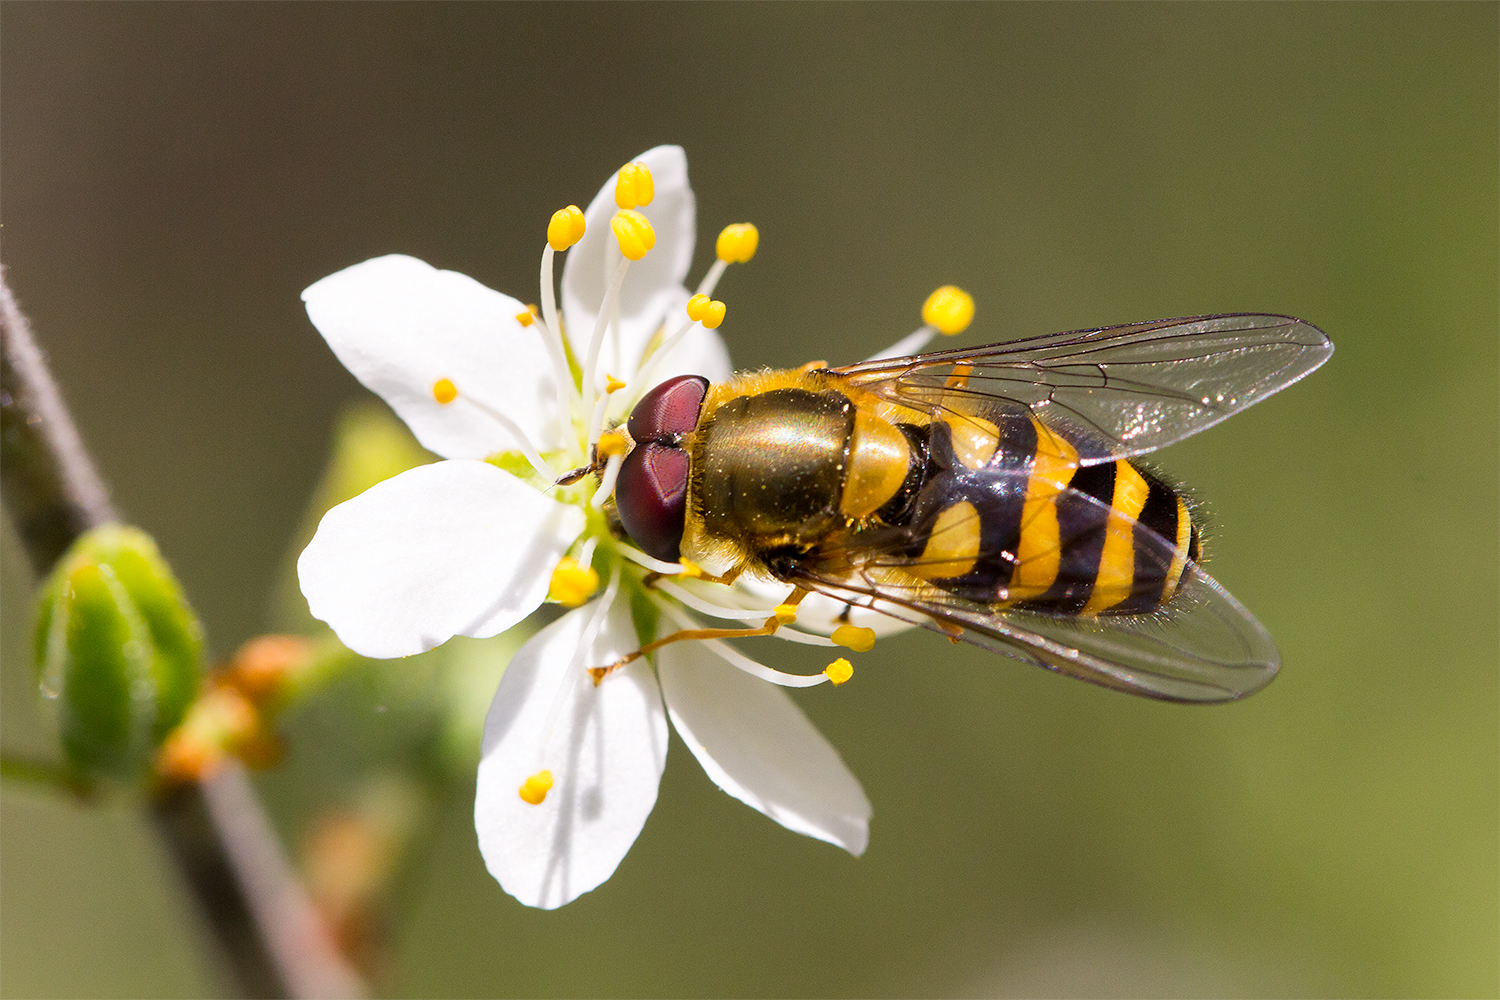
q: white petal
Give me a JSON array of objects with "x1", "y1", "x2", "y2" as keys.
[
  {"x1": 298, "y1": 460, "x2": 583, "y2": 658},
  {"x1": 561, "y1": 146, "x2": 696, "y2": 384},
  {"x1": 475, "y1": 598, "x2": 667, "y2": 909},
  {"x1": 658, "y1": 646, "x2": 871, "y2": 855},
  {"x1": 303, "y1": 255, "x2": 563, "y2": 459}
]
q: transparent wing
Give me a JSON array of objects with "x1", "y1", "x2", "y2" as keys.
[
  {"x1": 828, "y1": 314, "x2": 1332, "y2": 465},
  {"x1": 775, "y1": 476, "x2": 1280, "y2": 702},
  {"x1": 791, "y1": 566, "x2": 1278, "y2": 702}
]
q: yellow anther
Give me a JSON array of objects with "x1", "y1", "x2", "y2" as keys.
[
  {"x1": 686, "y1": 294, "x2": 728, "y2": 330},
  {"x1": 596, "y1": 430, "x2": 629, "y2": 459},
  {"x1": 614, "y1": 161, "x2": 655, "y2": 210},
  {"x1": 518, "y1": 770, "x2": 555, "y2": 805},
  {"x1": 547, "y1": 205, "x2": 586, "y2": 252},
  {"x1": 824, "y1": 658, "x2": 854, "y2": 685},
  {"x1": 716, "y1": 223, "x2": 759, "y2": 264},
  {"x1": 612, "y1": 209, "x2": 656, "y2": 261},
  {"x1": 922, "y1": 285, "x2": 975, "y2": 336},
  {"x1": 516, "y1": 308, "x2": 535, "y2": 327},
  {"x1": 831, "y1": 624, "x2": 876, "y2": 653},
  {"x1": 605, "y1": 374, "x2": 628, "y2": 394},
  {"x1": 432, "y1": 378, "x2": 458, "y2": 404},
  {"x1": 677, "y1": 558, "x2": 704, "y2": 579},
  {"x1": 773, "y1": 603, "x2": 799, "y2": 625},
  {"x1": 548, "y1": 558, "x2": 600, "y2": 608}
]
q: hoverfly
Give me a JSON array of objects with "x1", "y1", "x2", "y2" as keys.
[{"x1": 607, "y1": 314, "x2": 1332, "y2": 703}]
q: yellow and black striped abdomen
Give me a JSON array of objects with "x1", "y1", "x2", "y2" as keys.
[{"x1": 890, "y1": 413, "x2": 1199, "y2": 617}]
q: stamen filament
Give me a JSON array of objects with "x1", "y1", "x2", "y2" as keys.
[
  {"x1": 576, "y1": 535, "x2": 598, "y2": 571},
  {"x1": 534, "y1": 567, "x2": 621, "y2": 771},
  {"x1": 695, "y1": 258, "x2": 729, "y2": 298},
  {"x1": 655, "y1": 599, "x2": 830, "y2": 687},
  {"x1": 538, "y1": 244, "x2": 581, "y2": 423},
  {"x1": 587, "y1": 392, "x2": 612, "y2": 448},
  {"x1": 617, "y1": 544, "x2": 690, "y2": 575},
  {"x1": 864, "y1": 325, "x2": 937, "y2": 362},
  {"x1": 654, "y1": 578, "x2": 773, "y2": 621},
  {"x1": 590, "y1": 452, "x2": 623, "y2": 508},
  {"x1": 460, "y1": 394, "x2": 557, "y2": 481},
  {"x1": 582, "y1": 255, "x2": 632, "y2": 416},
  {"x1": 652, "y1": 580, "x2": 833, "y2": 642},
  {"x1": 629, "y1": 315, "x2": 700, "y2": 400},
  {"x1": 768, "y1": 627, "x2": 838, "y2": 647}
]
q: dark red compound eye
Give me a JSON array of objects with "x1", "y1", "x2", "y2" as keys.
[
  {"x1": 615, "y1": 443, "x2": 692, "y2": 562},
  {"x1": 627, "y1": 374, "x2": 709, "y2": 444}
]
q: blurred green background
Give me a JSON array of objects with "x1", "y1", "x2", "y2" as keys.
[{"x1": 3, "y1": 3, "x2": 1496, "y2": 997}]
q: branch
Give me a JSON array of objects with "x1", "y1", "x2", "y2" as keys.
[
  {"x1": 0, "y1": 271, "x2": 117, "y2": 566},
  {"x1": 0, "y1": 266, "x2": 366, "y2": 999}
]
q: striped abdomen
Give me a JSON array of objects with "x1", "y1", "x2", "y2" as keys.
[{"x1": 885, "y1": 411, "x2": 1200, "y2": 616}]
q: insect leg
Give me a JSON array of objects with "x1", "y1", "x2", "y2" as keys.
[{"x1": 589, "y1": 587, "x2": 809, "y2": 682}]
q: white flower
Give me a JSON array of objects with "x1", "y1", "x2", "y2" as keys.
[{"x1": 297, "y1": 147, "x2": 882, "y2": 909}]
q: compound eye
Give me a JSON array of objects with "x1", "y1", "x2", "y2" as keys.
[
  {"x1": 615, "y1": 443, "x2": 691, "y2": 562},
  {"x1": 627, "y1": 374, "x2": 709, "y2": 444}
]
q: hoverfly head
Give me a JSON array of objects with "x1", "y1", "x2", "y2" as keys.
[{"x1": 616, "y1": 374, "x2": 709, "y2": 562}]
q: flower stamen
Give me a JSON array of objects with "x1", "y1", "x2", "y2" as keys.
[
  {"x1": 686, "y1": 294, "x2": 727, "y2": 329},
  {"x1": 611, "y1": 209, "x2": 656, "y2": 261},
  {"x1": 654, "y1": 578, "x2": 777, "y2": 621},
  {"x1": 530, "y1": 567, "x2": 621, "y2": 789},
  {"x1": 518, "y1": 769, "x2": 554, "y2": 805},
  {"x1": 432, "y1": 378, "x2": 458, "y2": 404},
  {"x1": 538, "y1": 238, "x2": 581, "y2": 431},
  {"x1": 831, "y1": 625, "x2": 877, "y2": 653},
  {"x1": 616, "y1": 543, "x2": 691, "y2": 575},
  {"x1": 459, "y1": 391, "x2": 557, "y2": 481},
  {"x1": 614, "y1": 162, "x2": 655, "y2": 210},
  {"x1": 581, "y1": 255, "x2": 633, "y2": 416},
  {"x1": 923, "y1": 285, "x2": 975, "y2": 335},
  {"x1": 655, "y1": 598, "x2": 831, "y2": 687},
  {"x1": 548, "y1": 205, "x2": 587, "y2": 252},
  {"x1": 696, "y1": 223, "x2": 759, "y2": 298},
  {"x1": 864, "y1": 285, "x2": 977, "y2": 361},
  {"x1": 548, "y1": 557, "x2": 600, "y2": 607},
  {"x1": 590, "y1": 452, "x2": 624, "y2": 508},
  {"x1": 824, "y1": 658, "x2": 854, "y2": 685},
  {"x1": 596, "y1": 430, "x2": 629, "y2": 459}
]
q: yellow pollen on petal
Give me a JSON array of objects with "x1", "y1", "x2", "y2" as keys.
[
  {"x1": 831, "y1": 624, "x2": 876, "y2": 653},
  {"x1": 518, "y1": 770, "x2": 554, "y2": 805},
  {"x1": 548, "y1": 558, "x2": 600, "y2": 607},
  {"x1": 614, "y1": 161, "x2": 655, "y2": 209},
  {"x1": 824, "y1": 658, "x2": 854, "y2": 685},
  {"x1": 596, "y1": 430, "x2": 629, "y2": 458},
  {"x1": 605, "y1": 374, "x2": 628, "y2": 394},
  {"x1": 516, "y1": 306, "x2": 536, "y2": 327},
  {"x1": 432, "y1": 378, "x2": 458, "y2": 404},
  {"x1": 773, "y1": 603, "x2": 799, "y2": 625},
  {"x1": 677, "y1": 558, "x2": 704, "y2": 579},
  {"x1": 548, "y1": 205, "x2": 586, "y2": 252},
  {"x1": 612, "y1": 209, "x2": 656, "y2": 260},
  {"x1": 716, "y1": 223, "x2": 759, "y2": 263},
  {"x1": 922, "y1": 285, "x2": 975, "y2": 335}
]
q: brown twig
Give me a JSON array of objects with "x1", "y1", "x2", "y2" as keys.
[{"x1": 0, "y1": 266, "x2": 366, "y2": 999}]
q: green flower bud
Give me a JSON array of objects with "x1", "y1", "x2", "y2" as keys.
[{"x1": 33, "y1": 525, "x2": 203, "y2": 781}]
